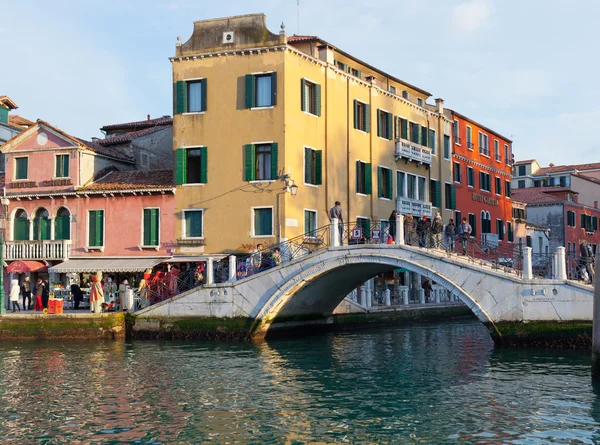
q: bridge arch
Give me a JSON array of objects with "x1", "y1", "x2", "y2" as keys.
[{"x1": 252, "y1": 251, "x2": 495, "y2": 336}]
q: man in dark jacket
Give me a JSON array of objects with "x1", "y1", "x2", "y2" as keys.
[
  {"x1": 417, "y1": 216, "x2": 431, "y2": 248},
  {"x1": 70, "y1": 283, "x2": 84, "y2": 310},
  {"x1": 20, "y1": 276, "x2": 32, "y2": 311},
  {"x1": 444, "y1": 219, "x2": 456, "y2": 253}
]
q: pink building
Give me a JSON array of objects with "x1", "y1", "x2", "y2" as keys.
[{"x1": 0, "y1": 119, "x2": 176, "y2": 304}]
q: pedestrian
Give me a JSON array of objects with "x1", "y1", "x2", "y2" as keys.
[
  {"x1": 580, "y1": 240, "x2": 595, "y2": 284},
  {"x1": 404, "y1": 213, "x2": 416, "y2": 245},
  {"x1": 89, "y1": 271, "x2": 104, "y2": 314},
  {"x1": 388, "y1": 210, "x2": 397, "y2": 243},
  {"x1": 417, "y1": 216, "x2": 431, "y2": 248},
  {"x1": 34, "y1": 278, "x2": 45, "y2": 311},
  {"x1": 444, "y1": 218, "x2": 456, "y2": 253},
  {"x1": 137, "y1": 270, "x2": 151, "y2": 309},
  {"x1": 20, "y1": 276, "x2": 31, "y2": 310},
  {"x1": 457, "y1": 217, "x2": 472, "y2": 255},
  {"x1": 251, "y1": 243, "x2": 263, "y2": 272},
  {"x1": 70, "y1": 283, "x2": 84, "y2": 309},
  {"x1": 329, "y1": 201, "x2": 344, "y2": 244},
  {"x1": 422, "y1": 278, "x2": 433, "y2": 303},
  {"x1": 271, "y1": 247, "x2": 282, "y2": 266},
  {"x1": 119, "y1": 279, "x2": 133, "y2": 312},
  {"x1": 9, "y1": 279, "x2": 21, "y2": 312},
  {"x1": 431, "y1": 211, "x2": 443, "y2": 249},
  {"x1": 42, "y1": 279, "x2": 50, "y2": 309}
]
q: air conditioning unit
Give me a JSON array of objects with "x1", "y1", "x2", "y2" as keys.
[{"x1": 223, "y1": 31, "x2": 234, "y2": 44}]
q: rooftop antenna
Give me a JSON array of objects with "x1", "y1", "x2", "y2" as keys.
[{"x1": 297, "y1": 0, "x2": 300, "y2": 34}]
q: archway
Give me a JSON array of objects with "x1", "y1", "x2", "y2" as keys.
[
  {"x1": 13, "y1": 209, "x2": 29, "y2": 241},
  {"x1": 54, "y1": 207, "x2": 71, "y2": 240},
  {"x1": 33, "y1": 207, "x2": 50, "y2": 241}
]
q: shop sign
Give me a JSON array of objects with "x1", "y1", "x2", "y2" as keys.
[
  {"x1": 352, "y1": 228, "x2": 363, "y2": 239},
  {"x1": 372, "y1": 229, "x2": 381, "y2": 240},
  {"x1": 39, "y1": 178, "x2": 72, "y2": 187},
  {"x1": 472, "y1": 193, "x2": 499, "y2": 206}
]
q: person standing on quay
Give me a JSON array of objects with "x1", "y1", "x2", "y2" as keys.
[
  {"x1": 329, "y1": 201, "x2": 344, "y2": 244},
  {"x1": 34, "y1": 278, "x2": 45, "y2": 311},
  {"x1": 458, "y1": 217, "x2": 472, "y2": 255},
  {"x1": 20, "y1": 276, "x2": 31, "y2": 310},
  {"x1": 444, "y1": 219, "x2": 456, "y2": 253},
  {"x1": 9, "y1": 279, "x2": 21, "y2": 312}
]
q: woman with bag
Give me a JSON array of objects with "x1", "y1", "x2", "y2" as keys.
[{"x1": 9, "y1": 279, "x2": 21, "y2": 312}]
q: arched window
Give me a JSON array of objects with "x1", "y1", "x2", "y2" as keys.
[
  {"x1": 54, "y1": 207, "x2": 71, "y2": 240},
  {"x1": 33, "y1": 208, "x2": 50, "y2": 241},
  {"x1": 14, "y1": 209, "x2": 29, "y2": 241}
]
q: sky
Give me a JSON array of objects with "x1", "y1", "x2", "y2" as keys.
[{"x1": 1, "y1": 0, "x2": 599, "y2": 167}]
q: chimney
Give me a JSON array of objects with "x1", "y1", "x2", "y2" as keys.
[
  {"x1": 317, "y1": 44, "x2": 334, "y2": 65},
  {"x1": 435, "y1": 98, "x2": 444, "y2": 113},
  {"x1": 147, "y1": 114, "x2": 151, "y2": 121},
  {"x1": 365, "y1": 75, "x2": 377, "y2": 86},
  {"x1": 594, "y1": 200, "x2": 598, "y2": 209}
]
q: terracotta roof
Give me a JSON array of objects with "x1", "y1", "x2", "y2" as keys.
[
  {"x1": 513, "y1": 159, "x2": 536, "y2": 165},
  {"x1": 75, "y1": 137, "x2": 134, "y2": 162},
  {"x1": 97, "y1": 126, "x2": 169, "y2": 147},
  {"x1": 0, "y1": 96, "x2": 18, "y2": 110},
  {"x1": 287, "y1": 35, "x2": 319, "y2": 43},
  {"x1": 511, "y1": 187, "x2": 572, "y2": 204},
  {"x1": 533, "y1": 162, "x2": 600, "y2": 176},
  {"x1": 79, "y1": 169, "x2": 173, "y2": 191},
  {"x1": 8, "y1": 115, "x2": 33, "y2": 130},
  {"x1": 100, "y1": 116, "x2": 172, "y2": 132}
]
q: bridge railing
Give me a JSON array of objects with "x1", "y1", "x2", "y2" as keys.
[{"x1": 566, "y1": 252, "x2": 595, "y2": 284}]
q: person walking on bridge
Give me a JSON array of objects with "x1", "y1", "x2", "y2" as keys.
[
  {"x1": 444, "y1": 219, "x2": 456, "y2": 253},
  {"x1": 329, "y1": 201, "x2": 344, "y2": 244},
  {"x1": 458, "y1": 217, "x2": 472, "y2": 255},
  {"x1": 580, "y1": 239, "x2": 595, "y2": 284}
]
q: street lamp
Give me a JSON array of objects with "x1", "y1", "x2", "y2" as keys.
[{"x1": 0, "y1": 194, "x2": 9, "y2": 314}]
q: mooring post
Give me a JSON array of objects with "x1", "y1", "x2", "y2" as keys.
[
  {"x1": 523, "y1": 247, "x2": 533, "y2": 280},
  {"x1": 396, "y1": 213, "x2": 404, "y2": 245},
  {"x1": 330, "y1": 218, "x2": 340, "y2": 247},
  {"x1": 206, "y1": 257, "x2": 214, "y2": 285},
  {"x1": 228, "y1": 255, "x2": 237, "y2": 283},
  {"x1": 385, "y1": 288, "x2": 391, "y2": 306},
  {"x1": 592, "y1": 254, "x2": 600, "y2": 378},
  {"x1": 360, "y1": 286, "x2": 367, "y2": 308}
]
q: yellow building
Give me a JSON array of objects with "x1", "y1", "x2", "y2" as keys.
[{"x1": 171, "y1": 13, "x2": 454, "y2": 254}]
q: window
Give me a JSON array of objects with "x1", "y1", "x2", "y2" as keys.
[
  {"x1": 409, "y1": 122, "x2": 420, "y2": 144},
  {"x1": 377, "y1": 167, "x2": 393, "y2": 199},
  {"x1": 417, "y1": 98, "x2": 423, "y2": 107},
  {"x1": 335, "y1": 61, "x2": 347, "y2": 71},
  {"x1": 567, "y1": 210, "x2": 576, "y2": 227},
  {"x1": 468, "y1": 213, "x2": 477, "y2": 237},
  {"x1": 428, "y1": 129, "x2": 436, "y2": 154},
  {"x1": 304, "y1": 210, "x2": 317, "y2": 236},
  {"x1": 481, "y1": 211, "x2": 491, "y2": 234},
  {"x1": 505, "y1": 180, "x2": 511, "y2": 198},
  {"x1": 245, "y1": 72, "x2": 277, "y2": 108},
  {"x1": 455, "y1": 211, "x2": 462, "y2": 227},
  {"x1": 593, "y1": 216, "x2": 599, "y2": 231},
  {"x1": 174, "y1": 78, "x2": 207, "y2": 114},
  {"x1": 15, "y1": 157, "x2": 28, "y2": 180},
  {"x1": 353, "y1": 100, "x2": 370, "y2": 132},
  {"x1": 497, "y1": 219, "x2": 505, "y2": 241},
  {"x1": 397, "y1": 171, "x2": 405, "y2": 197},
  {"x1": 494, "y1": 140, "x2": 500, "y2": 161},
  {"x1": 466, "y1": 126, "x2": 473, "y2": 149},
  {"x1": 357, "y1": 217, "x2": 370, "y2": 238},
  {"x1": 443, "y1": 135, "x2": 450, "y2": 159},
  {"x1": 445, "y1": 183, "x2": 456, "y2": 210},
  {"x1": 33, "y1": 208, "x2": 50, "y2": 241},
  {"x1": 304, "y1": 147, "x2": 323, "y2": 185},
  {"x1": 398, "y1": 117, "x2": 409, "y2": 140},
  {"x1": 478, "y1": 132, "x2": 489, "y2": 156},
  {"x1": 418, "y1": 176, "x2": 426, "y2": 201},
  {"x1": 420, "y1": 125, "x2": 428, "y2": 147},
  {"x1": 479, "y1": 172, "x2": 491, "y2": 192},
  {"x1": 55, "y1": 154, "x2": 69, "y2": 178},
  {"x1": 526, "y1": 235, "x2": 532, "y2": 248},
  {"x1": 351, "y1": 68, "x2": 362, "y2": 78},
  {"x1": 183, "y1": 209, "x2": 203, "y2": 238},
  {"x1": 244, "y1": 143, "x2": 278, "y2": 181},
  {"x1": 356, "y1": 161, "x2": 372, "y2": 195},
  {"x1": 175, "y1": 147, "x2": 208, "y2": 185},
  {"x1": 518, "y1": 180, "x2": 525, "y2": 188},
  {"x1": 301, "y1": 79, "x2": 321, "y2": 116},
  {"x1": 505, "y1": 144, "x2": 510, "y2": 165},
  {"x1": 377, "y1": 110, "x2": 393, "y2": 140},
  {"x1": 495, "y1": 177, "x2": 502, "y2": 195},
  {"x1": 402, "y1": 90, "x2": 408, "y2": 99},
  {"x1": 54, "y1": 207, "x2": 70, "y2": 240},
  {"x1": 389, "y1": 86, "x2": 396, "y2": 94},
  {"x1": 454, "y1": 162, "x2": 462, "y2": 183},
  {"x1": 143, "y1": 208, "x2": 160, "y2": 246},
  {"x1": 507, "y1": 222, "x2": 513, "y2": 242},
  {"x1": 253, "y1": 207, "x2": 273, "y2": 237},
  {"x1": 454, "y1": 120, "x2": 461, "y2": 144},
  {"x1": 407, "y1": 174, "x2": 416, "y2": 199},
  {"x1": 518, "y1": 165, "x2": 526, "y2": 176},
  {"x1": 14, "y1": 209, "x2": 29, "y2": 241},
  {"x1": 430, "y1": 179, "x2": 441, "y2": 208},
  {"x1": 88, "y1": 210, "x2": 104, "y2": 247},
  {"x1": 467, "y1": 166, "x2": 475, "y2": 187},
  {"x1": 582, "y1": 214, "x2": 594, "y2": 232}
]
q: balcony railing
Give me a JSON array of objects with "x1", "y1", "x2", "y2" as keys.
[
  {"x1": 467, "y1": 142, "x2": 474, "y2": 149},
  {"x1": 394, "y1": 139, "x2": 432, "y2": 165},
  {"x1": 396, "y1": 197, "x2": 432, "y2": 218},
  {"x1": 454, "y1": 136, "x2": 461, "y2": 145},
  {"x1": 479, "y1": 146, "x2": 490, "y2": 156},
  {"x1": 4, "y1": 240, "x2": 72, "y2": 261}
]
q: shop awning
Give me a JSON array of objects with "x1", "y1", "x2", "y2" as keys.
[
  {"x1": 48, "y1": 257, "x2": 170, "y2": 273},
  {"x1": 7, "y1": 260, "x2": 48, "y2": 274}
]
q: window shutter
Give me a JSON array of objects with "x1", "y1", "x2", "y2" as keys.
[
  {"x1": 377, "y1": 167, "x2": 383, "y2": 197},
  {"x1": 245, "y1": 74, "x2": 255, "y2": 108},
  {"x1": 315, "y1": 150, "x2": 323, "y2": 185},
  {"x1": 200, "y1": 146, "x2": 208, "y2": 184},
  {"x1": 581, "y1": 213, "x2": 585, "y2": 228},
  {"x1": 365, "y1": 218, "x2": 371, "y2": 236},
  {"x1": 365, "y1": 163, "x2": 372, "y2": 195},
  {"x1": 304, "y1": 147, "x2": 311, "y2": 184},
  {"x1": 14, "y1": 218, "x2": 28, "y2": 241},
  {"x1": 97, "y1": 211, "x2": 104, "y2": 246},
  {"x1": 450, "y1": 184, "x2": 457, "y2": 210},
  {"x1": 270, "y1": 142, "x2": 278, "y2": 179},
  {"x1": 394, "y1": 116, "x2": 399, "y2": 139},
  {"x1": 386, "y1": 113, "x2": 393, "y2": 140},
  {"x1": 175, "y1": 81, "x2": 187, "y2": 114},
  {"x1": 315, "y1": 84, "x2": 322, "y2": 117},
  {"x1": 353, "y1": 100, "x2": 359, "y2": 129},
  {"x1": 55, "y1": 217, "x2": 62, "y2": 240},
  {"x1": 270, "y1": 72, "x2": 277, "y2": 106},
  {"x1": 33, "y1": 218, "x2": 39, "y2": 241},
  {"x1": 41, "y1": 217, "x2": 50, "y2": 240},
  {"x1": 244, "y1": 144, "x2": 256, "y2": 181},
  {"x1": 151, "y1": 209, "x2": 159, "y2": 246},
  {"x1": 63, "y1": 155, "x2": 69, "y2": 177},
  {"x1": 364, "y1": 104, "x2": 371, "y2": 133},
  {"x1": 401, "y1": 118, "x2": 408, "y2": 139},
  {"x1": 143, "y1": 209, "x2": 151, "y2": 246},
  {"x1": 201, "y1": 78, "x2": 207, "y2": 112},
  {"x1": 300, "y1": 79, "x2": 306, "y2": 112},
  {"x1": 377, "y1": 111, "x2": 382, "y2": 137},
  {"x1": 435, "y1": 181, "x2": 442, "y2": 208},
  {"x1": 356, "y1": 161, "x2": 360, "y2": 193},
  {"x1": 175, "y1": 148, "x2": 187, "y2": 185},
  {"x1": 429, "y1": 129, "x2": 435, "y2": 150},
  {"x1": 479, "y1": 172, "x2": 484, "y2": 190},
  {"x1": 593, "y1": 216, "x2": 598, "y2": 231},
  {"x1": 386, "y1": 169, "x2": 393, "y2": 198},
  {"x1": 420, "y1": 125, "x2": 428, "y2": 146}
]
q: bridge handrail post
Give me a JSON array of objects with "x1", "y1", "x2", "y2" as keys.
[
  {"x1": 402, "y1": 287, "x2": 409, "y2": 305},
  {"x1": 228, "y1": 255, "x2": 237, "y2": 283},
  {"x1": 206, "y1": 257, "x2": 214, "y2": 285},
  {"x1": 555, "y1": 246, "x2": 567, "y2": 280},
  {"x1": 330, "y1": 218, "x2": 340, "y2": 247},
  {"x1": 523, "y1": 247, "x2": 533, "y2": 280},
  {"x1": 396, "y1": 214, "x2": 404, "y2": 245},
  {"x1": 385, "y1": 289, "x2": 391, "y2": 306}
]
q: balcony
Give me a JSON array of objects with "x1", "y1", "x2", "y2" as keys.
[
  {"x1": 4, "y1": 240, "x2": 72, "y2": 261},
  {"x1": 479, "y1": 146, "x2": 490, "y2": 157},
  {"x1": 396, "y1": 197, "x2": 432, "y2": 218},
  {"x1": 454, "y1": 136, "x2": 461, "y2": 145},
  {"x1": 394, "y1": 139, "x2": 432, "y2": 165}
]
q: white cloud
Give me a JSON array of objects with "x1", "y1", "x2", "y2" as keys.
[{"x1": 451, "y1": 0, "x2": 495, "y2": 35}]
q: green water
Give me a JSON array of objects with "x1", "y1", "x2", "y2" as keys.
[{"x1": 0, "y1": 319, "x2": 599, "y2": 444}]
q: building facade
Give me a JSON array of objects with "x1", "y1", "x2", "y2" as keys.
[{"x1": 171, "y1": 13, "x2": 454, "y2": 255}]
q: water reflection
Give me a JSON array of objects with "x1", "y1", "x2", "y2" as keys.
[{"x1": 0, "y1": 321, "x2": 598, "y2": 443}]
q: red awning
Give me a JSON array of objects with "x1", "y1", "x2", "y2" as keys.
[{"x1": 6, "y1": 261, "x2": 47, "y2": 274}]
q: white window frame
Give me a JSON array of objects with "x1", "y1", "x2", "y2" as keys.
[
  {"x1": 467, "y1": 166, "x2": 474, "y2": 188},
  {"x1": 396, "y1": 170, "x2": 406, "y2": 198},
  {"x1": 354, "y1": 100, "x2": 368, "y2": 134},
  {"x1": 378, "y1": 165, "x2": 393, "y2": 201},
  {"x1": 140, "y1": 207, "x2": 161, "y2": 249},
  {"x1": 504, "y1": 144, "x2": 510, "y2": 165},
  {"x1": 182, "y1": 77, "x2": 206, "y2": 115},
  {"x1": 14, "y1": 155, "x2": 29, "y2": 181},
  {"x1": 454, "y1": 119, "x2": 460, "y2": 145},
  {"x1": 301, "y1": 77, "x2": 319, "y2": 117},
  {"x1": 249, "y1": 70, "x2": 275, "y2": 110},
  {"x1": 251, "y1": 206, "x2": 274, "y2": 238},
  {"x1": 466, "y1": 125, "x2": 473, "y2": 150},
  {"x1": 85, "y1": 209, "x2": 105, "y2": 252},
  {"x1": 377, "y1": 108, "x2": 392, "y2": 141},
  {"x1": 453, "y1": 161, "x2": 462, "y2": 184},
  {"x1": 303, "y1": 208, "x2": 318, "y2": 235},
  {"x1": 250, "y1": 140, "x2": 277, "y2": 183},
  {"x1": 495, "y1": 176, "x2": 502, "y2": 196},
  {"x1": 356, "y1": 159, "x2": 369, "y2": 196},
  {"x1": 182, "y1": 208, "x2": 204, "y2": 239}
]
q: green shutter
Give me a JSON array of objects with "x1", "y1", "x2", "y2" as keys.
[
  {"x1": 421, "y1": 125, "x2": 428, "y2": 146},
  {"x1": 365, "y1": 163, "x2": 372, "y2": 195},
  {"x1": 201, "y1": 78, "x2": 207, "y2": 112},
  {"x1": 300, "y1": 79, "x2": 306, "y2": 112},
  {"x1": 364, "y1": 104, "x2": 371, "y2": 133},
  {"x1": 89, "y1": 211, "x2": 104, "y2": 247},
  {"x1": 175, "y1": 148, "x2": 187, "y2": 185},
  {"x1": 581, "y1": 214, "x2": 585, "y2": 228},
  {"x1": 270, "y1": 72, "x2": 277, "y2": 106},
  {"x1": 55, "y1": 216, "x2": 70, "y2": 240},
  {"x1": 356, "y1": 161, "x2": 360, "y2": 193},
  {"x1": 593, "y1": 216, "x2": 598, "y2": 231},
  {"x1": 33, "y1": 218, "x2": 39, "y2": 240},
  {"x1": 450, "y1": 185, "x2": 457, "y2": 210},
  {"x1": 429, "y1": 129, "x2": 435, "y2": 150},
  {"x1": 411, "y1": 123, "x2": 419, "y2": 143},
  {"x1": 97, "y1": 211, "x2": 104, "y2": 246},
  {"x1": 244, "y1": 144, "x2": 256, "y2": 181},
  {"x1": 377, "y1": 111, "x2": 383, "y2": 138},
  {"x1": 353, "y1": 100, "x2": 359, "y2": 129},
  {"x1": 175, "y1": 81, "x2": 187, "y2": 114},
  {"x1": 435, "y1": 181, "x2": 441, "y2": 208},
  {"x1": 377, "y1": 167, "x2": 383, "y2": 197},
  {"x1": 386, "y1": 169, "x2": 393, "y2": 199},
  {"x1": 199, "y1": 146, "x2": 208, "y2": 183},
  {"x1": 386, "y1": 113, "x2": 393, "y2": 140},
  {"x1": 151, "y1": 209, "x2": 159, "y2": 245},
  {"x1": 270, "y1": 142, "x2": 278, "y2": 180},
  {"x1": 315, "y1": 150, "x2": 323, "y2": 185},
  {"x1": 245, "y1": 74, "x2": 255, "y2": 108},
  {"x1": 14, "y1": 218, "x2": 29, "y2": 241},
  {"x1": 63, "y1": 155, "x2": 69, "y2": 177},
  {"x1": 304, "y1": 147, "x2": 311, "y2": 184},
  {"x1": 143, "y1": 209, "x2": 151, "y2": 246},
  {"x1": 401, "y1": 118, "x2": 408, "y2": 139},
  {"x1": 315, "y1": 84, "x2": 321, "y2": 117}
]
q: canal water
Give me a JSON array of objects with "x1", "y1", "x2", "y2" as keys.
[{"x1": 1, "y1": 320, "x2": 599, "y2": 444}]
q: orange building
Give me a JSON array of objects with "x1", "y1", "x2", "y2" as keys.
[{"x1": 449, "y1": 110, "x2": 513, "y2": 246}]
